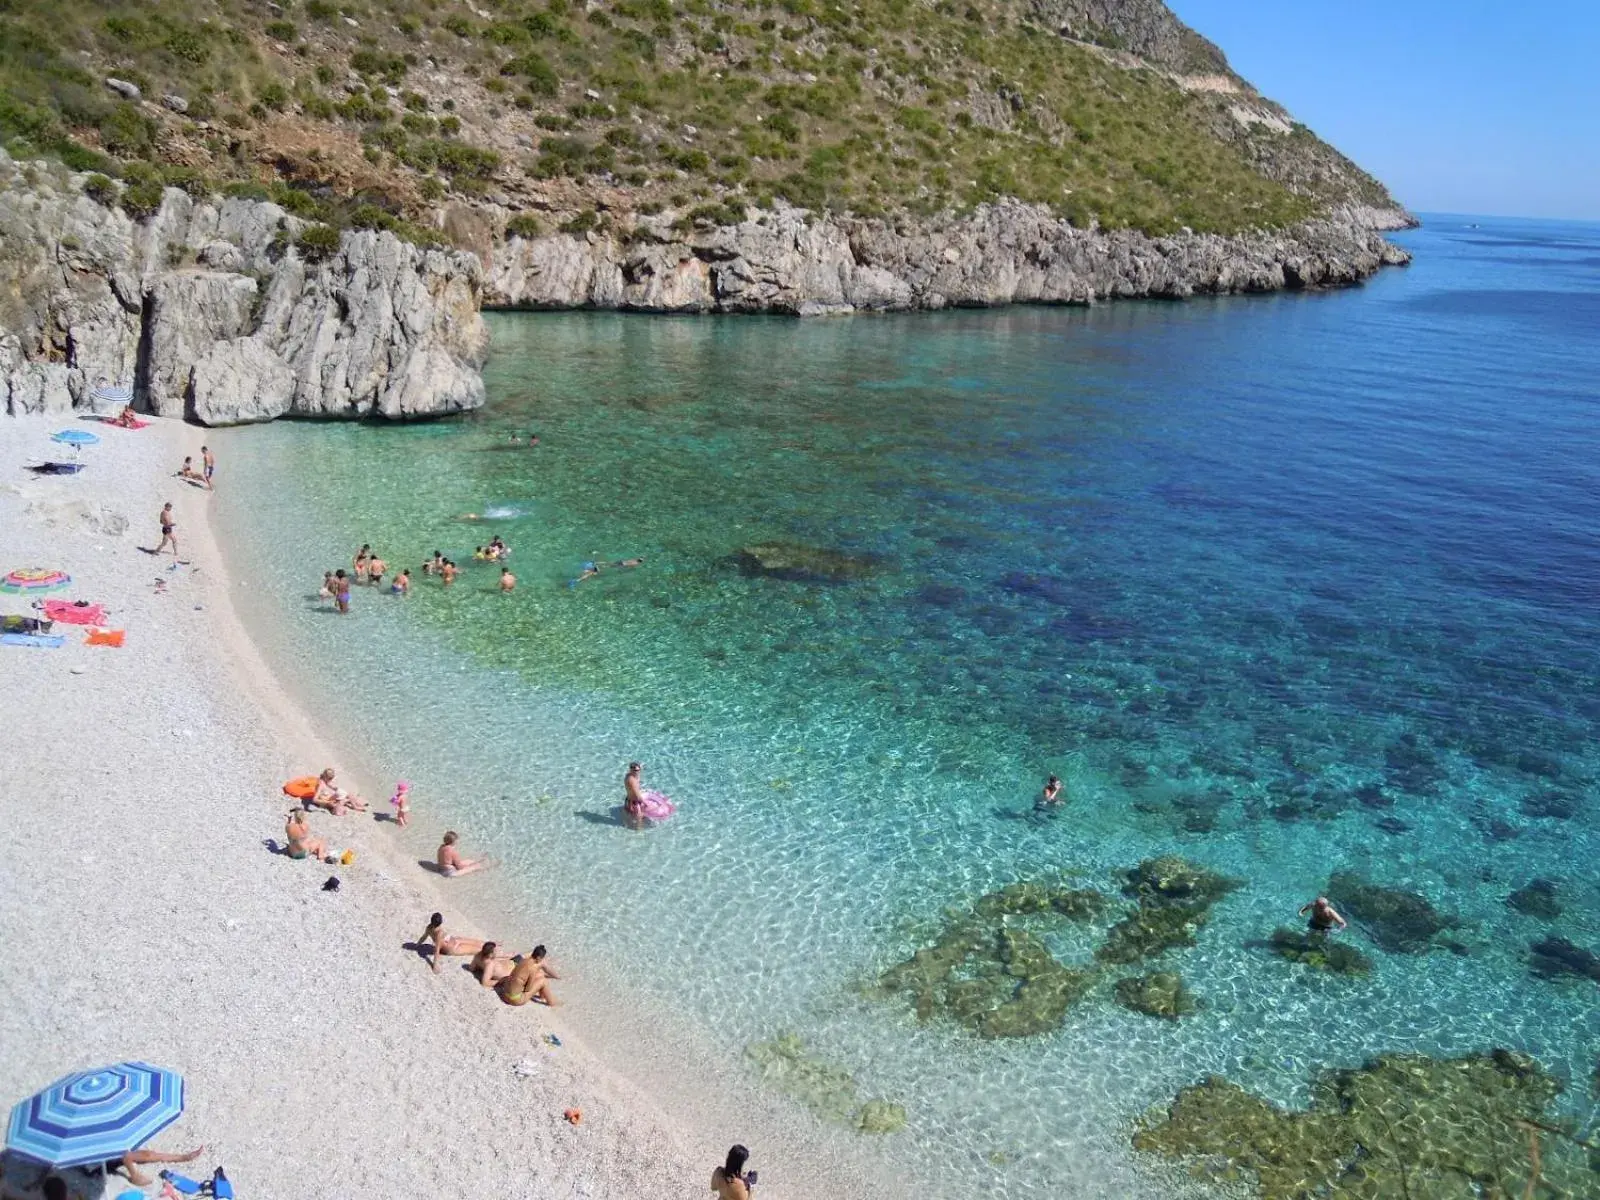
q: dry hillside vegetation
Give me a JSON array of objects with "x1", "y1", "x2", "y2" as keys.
[{"x1": 0, "y1": 0, "x2": 1396, "y2": 243}]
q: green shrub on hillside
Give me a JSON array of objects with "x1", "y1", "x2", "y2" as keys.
[
  {"x1": 82, "y1": 172, "x2": 118, "y2": 207},
  {"x1": 296, "y1": 221, "x2": 341, "y2": 262},
  {"x1": 505, "y1": 212, "x2": 543, "y2": 238}
]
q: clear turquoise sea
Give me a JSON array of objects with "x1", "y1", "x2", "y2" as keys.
[{"x1": 217, "y1": 215, "x2": 1600, "y2": 1197}]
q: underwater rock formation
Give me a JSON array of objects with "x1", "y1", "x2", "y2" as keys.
[
  {"x1": 1134, "y1": 1050, "x2": 1592, "y2": 1198},
  {"x1": 1325, "y1": 871, "x2": 1457, "y2": 954},
  {"x1": 1113, "y1": 972, "x2": 1197, "y2": 1020},
  {"x1": 1521, "y1": 790, "x2": 1580, "y2": 820},
  {"x1": 1096, "y1": 857, "x2": 1240, "y2": 965},
  {"x1": 1528, "y1": 936, "x2": 1600, "y2": 985},
  {"x1": 1262, "y1": 928, "x2": 1374, "y2": 976},
  {"x1": 744, "y1": 1033, "x2": 906, "y2": 1133},
  {"x1": 733, "y1": 542, "x2": 876, "y2": 583},
  {"x1": 1506, "y1": 878, "x2": 1563, "y2": 921},
  {"x1": 877, "y1": 880, "x2": 1108, "y2": 1037}
]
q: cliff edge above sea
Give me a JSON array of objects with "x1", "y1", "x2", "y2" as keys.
[{"x1": 0, "y1": 0, "x2": 1414, "y2": 423}]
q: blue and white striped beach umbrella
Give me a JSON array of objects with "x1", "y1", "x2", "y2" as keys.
[
  {"x1": 90, "y1": 383, "x2": 134, "y2": 406},
  {"x1": 50, "y1": 429, "x2": 100, "y2": 447},
  {"x1": 6, "y1": 1063, "x2": 185, "y2": 1168}
]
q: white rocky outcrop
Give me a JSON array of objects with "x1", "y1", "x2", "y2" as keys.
[
  {"x1": 0, "y1": 150, "x2": 488, "y2": 425},
  {"x1": 482, "y1": 200, "x2": 1412, "y2": 315}
]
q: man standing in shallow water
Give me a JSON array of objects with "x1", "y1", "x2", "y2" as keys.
[{"x1": 1299, "y1": 896, "x2": 1347, "y2": 933}]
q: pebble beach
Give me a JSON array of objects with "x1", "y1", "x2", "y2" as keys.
[{"x1": 0, "y1": 415, "x2": 832, "y2": 1200}]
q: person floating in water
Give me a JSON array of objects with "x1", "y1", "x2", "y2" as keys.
[
  {"x1": 1034, "y1": 775, "x2": 1064, "y2": 813},
  {"x1": 1299, "y1": 896, "x2": 1347, "y2": 933}
]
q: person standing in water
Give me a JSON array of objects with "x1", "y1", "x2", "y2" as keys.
[
  {"x1": 1299, "y1": 896, "x2": 1347, "y2": 933},
  {"x1": 623, "y1": 761, "x2": 647, "y2": 827},
  {"x1": 1034, "y1": 775, "x2": 1064, "y2": 813},
  {"x1": 440, "y1": 559, "x2": 458, "y2": 586},
  {"x1": 155, "y1": 502, "x2": 178, "y2": 556},
  {"x1": 354, "y1": 544, "x2": 371, "y2": 581},
  {"x1": 391, "y1": 569, "x2": 410, "y2": 597},
  {"x1": 499, "y1": 566, "x2": 516, "y2": 593},
  {"x1": 333, "y1": 569, "x2": 351, "y2": 614}
]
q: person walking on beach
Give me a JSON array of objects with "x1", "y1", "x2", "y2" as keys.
[
  {"x1": 712, "y1": 1145, "x2": 756, "y2": 1199},
  {"x1": 419, "y1": 912, "x2": 490, "y2": 973},
  {"x1": 499, "y1": 566, "x2": 516, "y2": 593},
  {"x1": 333, "y1": 569, "x2": 352, "y2": 614},
  {"x1": 1299, "y1": 896, "x2": 1347, "y2": 933},
  {"x1": 437, "y1": 831, "x2": 487, "y2": 877},
  {"x1": 285, "y1": 810, "x2": 329, "y2": 862},
  {"x1": 155, "y1": 503, "x2": 178, "y2": 556},
  {"x1": 201, "y1": 444, "x2": 215, "y2": 490},
  {"x1": 496, "y1": 944, "x2": 560, "y2": 1007}
]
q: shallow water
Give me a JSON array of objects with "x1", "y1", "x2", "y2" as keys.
[{"x1": 218, "y1": 214, "x2": 1600, "y2": 1197}]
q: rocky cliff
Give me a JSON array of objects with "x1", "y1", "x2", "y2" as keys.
[
  {"x1": 0, "y1": 150, "x2": 487, "y2": 425},
  {"x1": 484, "y1": 201, "x2": 1412, "y2": 315}
]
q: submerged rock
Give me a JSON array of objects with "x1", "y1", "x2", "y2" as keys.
[
  {"x1": 1263, "y1": 928, "x2": 1374, "y2": 976},
  {"x1": 1134, "y1": 1050, "x2": 1590, "y2": 1199},
  {"x1": 745, "y1": 1033, "x2": 907, "y2": 1133},
  {"x1": 1528, "y1": 936, "x2": 1600, "y2": 984},
  {"x1": 1506, "y1": 878, "x2": 1563, "y2": 921},
  {"x1": 1520, "y1": 790, "x2": 1579, "y2": 820},
  {"x1": 1113, "y1": 972, "x2": 1197, "y2": 1020},
  {"x1": 973, "y1": 882, "x2": 1109, "y2": 921},
  {"x1": 1326, "y1": 871, "x2": 1457, "y2": 954},
  {"x1": 1095, "y1": 856, "x2": 1241, "y2": 965},
  {"x1": 1124, "y1": 856, "x2": 1241, "y2": 907},
  {"x1": 854, "y1": 1099, "x2": 907, "y2": 1135},
  {"x1": 734, "y1": 542, "x2": 875, "y2": 583}
]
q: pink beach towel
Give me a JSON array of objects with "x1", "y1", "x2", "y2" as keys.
[{"x1": 42, "y1": 600, "x2": 107, "y2": 625}]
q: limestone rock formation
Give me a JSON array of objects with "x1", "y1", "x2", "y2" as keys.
[
  {"x1": 0, "y1": 150, "x2": 488, "y2": 425},
  {"x1": 483, "y1": 201, "x2": 1412, "y2": 316}
]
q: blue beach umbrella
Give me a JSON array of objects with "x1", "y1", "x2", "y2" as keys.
[
  {"x1": 50, "y1": 429, "x2": 100, "y2": 447},
  {"x1": 90, "y1": 383, "x2": 134, "y2": 406},
  {"x1": 6, "y1": 1062, "x2": 185, "y2": 1168}
]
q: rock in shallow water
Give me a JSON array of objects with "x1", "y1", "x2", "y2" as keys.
[
  {"x1": 1506, "y1": 878, "x2": 1563, "y2": 921},
  {"x1": 734, "y1": 542, "x2": 876, "y2": 583},
  {"x1": 1113, "y1": 972, "x2": 1197, "y2": 1020},
  {"x1": 1262, "y1": 927, "x2": 1374, "y2": 976},
  {"x1": 1326, "y1": 871, "x2": 1457, "y2": 954}
]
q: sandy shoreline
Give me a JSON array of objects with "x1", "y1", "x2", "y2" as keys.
[{"x1": 0, "y1": 415, "x2": 878, "y2": 1199}]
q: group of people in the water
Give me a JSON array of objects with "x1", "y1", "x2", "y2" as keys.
[{"x1": 319, "y1": 538, "x2": 520, "y2": 610}]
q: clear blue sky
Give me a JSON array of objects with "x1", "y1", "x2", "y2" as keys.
[{"x1": 1168, "y1": 1, "x2": 1600, "y2": 221}]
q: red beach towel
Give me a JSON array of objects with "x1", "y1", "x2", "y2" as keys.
[{"x1": 42, "y1": 600, "x2": 107, "y2": 625}]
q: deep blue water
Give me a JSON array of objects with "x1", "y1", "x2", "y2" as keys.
[{"x1": 219, "y1": 213, "x2": 1600, "y2": 1198}]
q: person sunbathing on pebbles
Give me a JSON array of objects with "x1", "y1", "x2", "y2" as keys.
[{"x1": 305, "y1": 767, "x2": 368, "y2": 815}]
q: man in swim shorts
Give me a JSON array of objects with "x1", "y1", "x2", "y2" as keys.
[
  {"x1": 285, "y1": 810, "x2": 328, "y2": 861},
  {"x1": 201, "y1": 445, "x2": 215, "y2": 490},
  {"x1": 497, "y1": 944, "x2": 560, "y2": 1007},
  {"x1": 500, "y1": 566, "x2": 516, "y2": 593},
  {"x1": 156, "y1": 503, "x2": 177, "y2": 556},
  {"x1": 437, "y1": 830, "x2": 487, "y2": 877},
  {"x1": 1299, "y1": 896, "x2": 1347, "y2": 933},
  {"x1": 367, "y1": 552, "x2": 386, "y2": 588}
]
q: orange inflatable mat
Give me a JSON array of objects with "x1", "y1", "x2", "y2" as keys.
[
  {"x1": 283, "y1": 775, "x2": 320, "y2": 800},
  {"x1": 85, "y1": 628, "x2": 125, "y2": 647}
]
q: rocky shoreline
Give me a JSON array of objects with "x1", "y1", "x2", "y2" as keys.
[
  {"x1": 486, "y1": 200, "x2": 1414, "y2": 316},
  {"x1": 1, "y1": 149, "x2": 1413, "y2": 425}
]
